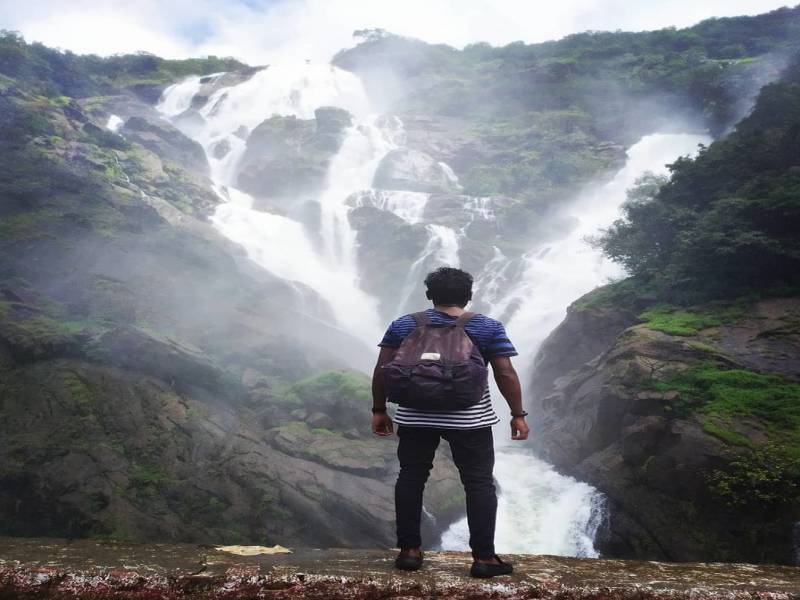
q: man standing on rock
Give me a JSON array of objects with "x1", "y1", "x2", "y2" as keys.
[{"x1": 371, "y1": 266, "x2": 529, "y2": 578}]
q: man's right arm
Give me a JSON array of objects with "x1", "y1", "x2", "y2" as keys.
[{"x1": 489, "y1": 355, "x2": 529, "y2": 440}]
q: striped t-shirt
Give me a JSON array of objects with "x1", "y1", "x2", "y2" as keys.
[{"x1": 378, "y1": 308, "x2": 518, "y2": 429}]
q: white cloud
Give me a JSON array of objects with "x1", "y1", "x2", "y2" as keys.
[{"x1": 1, "y1": 0, "x2": 792, "y2": 63}]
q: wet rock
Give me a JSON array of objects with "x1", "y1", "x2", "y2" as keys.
[
  {"x1": 343, "y1": 427, "x2": 361, "y2": 439},
  {"x1": 127, "y1": 83, "x2": 166, "y2": 104},
  {"x1": 121, "y1": 115, "x2": 209, "y2": 175},
  {"x1": 90, "y1": 325, "x2": 224, "y2": 394},
  {"x1": 265, "y1": 422, "x2": 388, "y2": 476},
  {"x1": 211, "y1": 138, "x2": 231, "y2": 159},
  {"x1": 373, "y1": 148, "x2": 463, "y2": 194},
  {"x1": 529, "y1": 287, "x2": 800, "y2": 565},
  {"x1": 1, "y1": 537, "x2": 799, "y2": 599},
  {"x1": 290, "y1": 408, "x2": 308, "y2": 420},
  {"x1": 347, "y1": 205, "x2": 428, "y2": 321},
  {"x1": 306, "y1": 411, "x2": 336, "y2": 429},
  {"x1": 314, "y1": 106, "x2": 352, "y2": 150},
  {"x1": 236, "y1": 109, "x2": 353, "y2": 204}
]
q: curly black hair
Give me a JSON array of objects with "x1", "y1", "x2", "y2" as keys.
[{"x1": 424, "y1": 267, "x2": 474, "y2": 306}]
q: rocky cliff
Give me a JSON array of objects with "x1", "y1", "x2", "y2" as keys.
[
  {"x1": 0, "y1": 41, "x2": 465, "y2": 548},
  {"x1": 529, "y1": 285, "x2": 800, "y2": 565}
]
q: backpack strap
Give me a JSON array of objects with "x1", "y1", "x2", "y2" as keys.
[
  {"x1": 454, "y1": 311, "x2": 477, "y2": 328},
  {"x1": 412, "y1": 311, "x2": 430, "y2": 326}
]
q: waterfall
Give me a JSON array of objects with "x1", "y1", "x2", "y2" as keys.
[
  {"x1": 437, "y1": 132, "x2": 710, "y2": 557},
  {"x1": 351, "y1": 190, "x2": 430, "y2": 225},
  {"x1": 158, "y1": 65, "x2": 708, "y2": 559},
  {"x1": 157, "y1": 64, "x2": 393, "y2": 348},
  {"x1": 105, "y1": 114, "x2": 124, "y2": 132},
  {"x1": 394, "y1": 223, "x2": 460, "y2": 314},
  {"x1": 501, "y1": 133, "x2": 710, "y2": 380},
  {"x1": 156, "y1": 75, "x2": 203, "y2": 116}
]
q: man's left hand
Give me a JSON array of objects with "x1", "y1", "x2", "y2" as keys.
[{"x1": 510, "y1": 416, "x2": 529, "y2": 440}]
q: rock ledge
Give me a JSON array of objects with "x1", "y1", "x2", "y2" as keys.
[{"x1": 1, "y1": 537, "x2": 799, "y2": 599}]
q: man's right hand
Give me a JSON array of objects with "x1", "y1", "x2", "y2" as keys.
[
  {"x1": 372, "y1": 412, "x2": 394, "y2": 436},
  {"x1": 510, "y1": 416, "x2": 529, "y2": 440}
]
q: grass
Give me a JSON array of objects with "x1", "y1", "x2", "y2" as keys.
[
  {"x1": 130, "y1": 464, "x2": 171, "y2": 488},
  {"x1": 571, "y1": 277, "x2": 654, "y2": 312},
  {"x1": 638, "y1": 301, "x2": 750, "y2": 336},
  {"x1": 0, "y1": 210, "x2": 58, "y2": 241},
  {"x1": 650, "y1": 362, "x2": 800, "y2": 456}
]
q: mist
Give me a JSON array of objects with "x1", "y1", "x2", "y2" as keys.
[{"x1": 2, "y1": 0, "x2": 793, "y2": 63}]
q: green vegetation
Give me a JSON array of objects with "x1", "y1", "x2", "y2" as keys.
[
  {"x1": 649, "y1": 360, "x2": 800, "y2": 513},
  {"x1": 638, "y1": 303, "x2": 748, "y2": 335},
  {"x1": 336, "y1": 8, "x2": 800, "y2": 208},
  {"x1": 130, "y1": 464, "x2": 171, "y2": 489},
  {"x1": 707, "y1": 443, "x2": 799, "y2": 512},
  {"x1": 570, "y1": 277, "x2": 656, "y2": 312},
  {"x1": 598, "y1": 55, "x2": 800, "y2": 303},
  {"x1": 276, "y1": 370, "x2": 371, "y2": 413},
  {"x1": 652, "y1": 362, "x2": 800, "y2": 456},
  {"x1": 0, "y1": 29, "x2": 245, "y2": 97}
]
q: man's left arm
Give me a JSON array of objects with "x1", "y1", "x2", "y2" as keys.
[
  {"x1": 371, "y1": 346, "x2": 397, "y2": 436},
  {"x1": 489, "y1": 355, "x2": 529, "y2": 441}
]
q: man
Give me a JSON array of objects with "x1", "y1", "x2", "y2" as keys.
[{"x1": 371, "y1": 266, "x2": 530, "y2": 578}]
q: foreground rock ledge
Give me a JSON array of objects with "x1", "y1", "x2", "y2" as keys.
[{"x1": 0, "y1": 537, "x2": 798, "y2": 599}]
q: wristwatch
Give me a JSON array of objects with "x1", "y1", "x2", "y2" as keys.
[
  {"x1": 371, "y1": 407, "x2": 387, "y2": 413},
  {"x1": 511, "y1": 411, "x2": 528, "y2": 418}
]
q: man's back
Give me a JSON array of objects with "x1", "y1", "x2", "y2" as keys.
[
  {"x1": 371, "y1": 266, "x2": 527, "y2": 577},
  {"x1": 378, "y1": 307, "x2": 518, "y2": 429}
]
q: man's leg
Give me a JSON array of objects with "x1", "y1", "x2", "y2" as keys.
[
  {"x1": 395, "y1": 425, "x2": 441, "y2": 552},
  {"x1": 443, "y1": 426, "x2": 497, "y2": 561}
]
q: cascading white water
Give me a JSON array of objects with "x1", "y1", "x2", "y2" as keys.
[
  {"x1": 438, "y1": 132, "x2": 710, "y2": 556},
  {"x1": 352, "y1": 190, "x2": 431, "y2": 225},
  {"x1": 501, "y1": 133, "x2": 710, "y2": 378},
  {"x1": 158, "y1": 65, "x2": 709, "y2": 559},
  {"x1": 157, "y1": 64, "x2": 396, "y2": 348}
]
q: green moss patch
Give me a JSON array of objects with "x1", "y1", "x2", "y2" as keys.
[
  {"x1": 639, "y1": 302, "x2": 750, "y2": 335},
  {"x1": 652, "y1": 362, "x2": 800, "y2": 455},
  {"x1": 275, "y1": 370, "x2": 371, "y2": 412}
]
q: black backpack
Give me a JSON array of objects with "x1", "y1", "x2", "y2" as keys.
[{"x1": 382, "y1": 311, "x2": 488, "y2": 411}]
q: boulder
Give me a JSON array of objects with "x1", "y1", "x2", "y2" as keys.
[
  {"x1": 236, "y1": 109, "x2": 353, "y2": 203},
  {"x1": 306, "y1": 411, "x2": 336, "y2": 429},
  {"x1": 265, "y1": 422, "x2": 387, "y2": 476},
  {"x1": 121, "y1": 116, "x2": 209, "y2": 175},
  {"x1": 211, "y1": 138, "x2": 231, "y2": 159},
  {"x1": 373, "y1": 148, "x2": 463, "y2": 194},
  {"x1": 347, "y1": 206, "x2": 428, "y2": 321},
  {"x1": 90, "y1": 326, "x2": 224, "y2": 394},
  {"x1": 314, "y1": 106, "x2": 352, "y2": 133}
]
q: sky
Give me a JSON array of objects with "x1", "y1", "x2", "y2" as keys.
[{"x1": 0, "y1": 0, "x2": 793, "y2": 63}]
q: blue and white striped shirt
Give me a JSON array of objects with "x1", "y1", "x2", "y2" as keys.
[{"x1": 378, "y1": 308, "x2": 518, "y2": 429}]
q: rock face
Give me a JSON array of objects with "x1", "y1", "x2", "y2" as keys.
[
  {"x1": 373, "y1": 148, "x2": 463, "y2": 194},
  {"x1": 347, "y1": 205, "x2": 429, "y2": 321},
  {"x1": 2, "y1": 537, "x2": 799, "y2": 600},
  {"x1": 236, "y1": 108, "x2": 352, "y2": 208},
  {"x1": 0, "y1": 300, "x2": 464, "y2": 548},
  {"x1": 528, "y1": 286, "x2": 800, "y2": 565},
  {"x1": 121, "y1": 115, "x2": 209, "y2": 175}
]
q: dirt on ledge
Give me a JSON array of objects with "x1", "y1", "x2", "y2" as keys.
[{"x1": 1, "y1": 536, "x2": 799, "y2": 599}]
